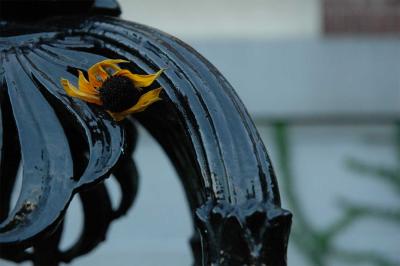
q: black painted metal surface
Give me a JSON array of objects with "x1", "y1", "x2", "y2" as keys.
[{"x1": 0, "y1": 1, "x2": 291, "y2": 265}]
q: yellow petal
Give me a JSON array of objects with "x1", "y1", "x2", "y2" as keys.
[
  {"x1": 109, "y1": 87, "x2": 163, "y2": 121},
  {"x1": 99, "y1": 59, "x2": 129, "y2": 70},
  {"x1": 78, "y1": 70, "x2": 98, "y2": 95},
  {"x1": 61, "y1": 78, "x2": 102, "y2": 105},
  {"x1": 87, "y1": 59, "x2": 128, "y2": 87},
  {"x1": 97, "y1": 59, "x2": 129, "y2": 76},
  {"x1": 114, "y1": 69, "x2": 163, "y2": 88},
  {"x1": 107, "y1": 111, "x2": 124, "y2": 122}
]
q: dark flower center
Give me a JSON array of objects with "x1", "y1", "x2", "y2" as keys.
[{"x1": 98, "y1": 76, "x2": 141, "y2": 113}]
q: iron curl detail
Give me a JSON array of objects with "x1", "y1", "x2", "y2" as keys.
[{"x1": 0, "y1": 13, "x2": 291, "y2": 266}]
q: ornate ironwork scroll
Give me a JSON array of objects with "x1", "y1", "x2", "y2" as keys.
[{"x1": 0, "y1": 1, "x2": 291, "y2": 265}]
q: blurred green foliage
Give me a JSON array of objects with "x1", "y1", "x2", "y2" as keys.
[{"x1": 272, "y1": 122, "x2": 400, "y2": 266}]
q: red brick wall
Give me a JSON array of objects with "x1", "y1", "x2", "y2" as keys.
[{"x1": 323, "y1": 0, "x2": 400, "y2": 34}]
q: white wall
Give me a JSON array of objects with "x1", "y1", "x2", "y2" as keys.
[{"x1": 119, "y1": 0, "x2": 321, "y2": 39}]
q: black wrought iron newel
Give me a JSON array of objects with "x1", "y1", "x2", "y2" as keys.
[{"x1": 0, "y1": 0, "x2": 292, "y2": 265}]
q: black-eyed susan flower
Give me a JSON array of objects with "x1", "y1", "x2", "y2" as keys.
[{"x1": 61, "y1": 59, "x2": 163, "y2": 121}]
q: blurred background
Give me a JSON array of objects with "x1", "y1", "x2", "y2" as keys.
[{"x1": 6, "y1": 0, "x2": 400, "y2": 265}]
